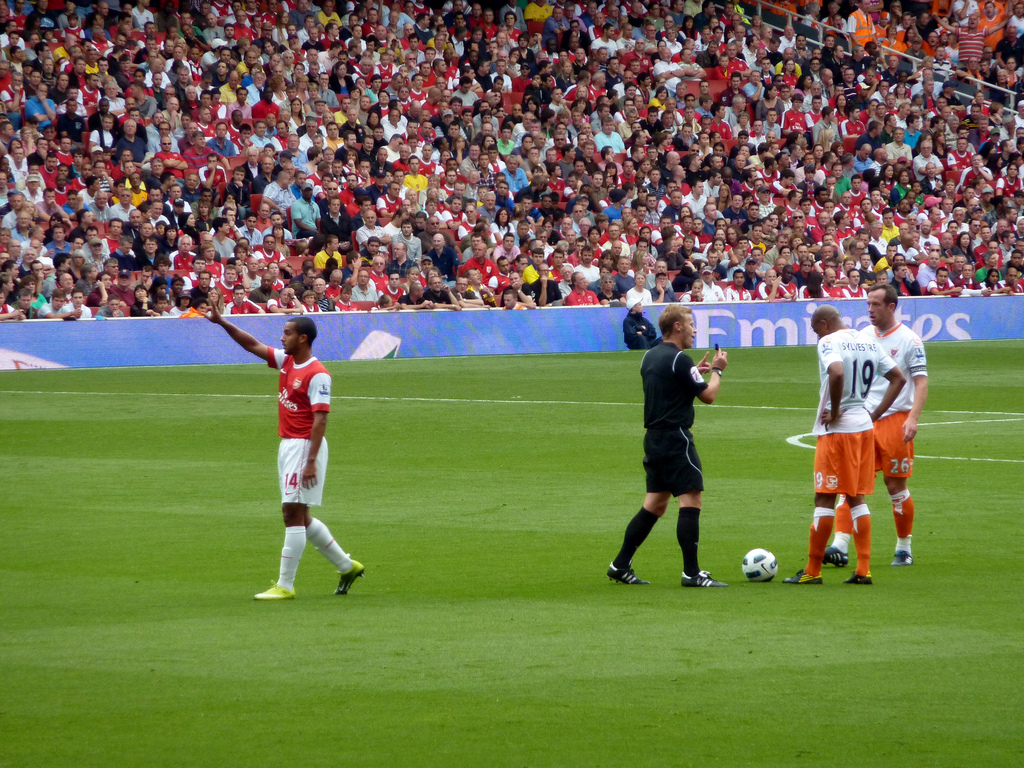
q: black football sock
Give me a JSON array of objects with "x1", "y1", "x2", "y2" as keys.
[
  {"x1": 612, "y1": 508, "x2": 660, "y2": 569},
  {"x1": 678, "y1": 507, "x2": 701, "y2": 577}
]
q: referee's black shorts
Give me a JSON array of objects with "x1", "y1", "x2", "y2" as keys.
[{"x1": 643, "y1": 428, "x2": 704, "y2": 496}]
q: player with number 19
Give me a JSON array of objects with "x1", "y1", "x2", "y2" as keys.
[
  {"x1": 825, "y1": 284, "x2": 929, "y2": 568},
  {"x1": 784, "y1": 305, "x2": 906, "y2": 586}
]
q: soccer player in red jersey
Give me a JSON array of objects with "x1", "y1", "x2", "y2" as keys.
[{"x1": 205, "y1": 306, "x2": 364, "y2": 600}]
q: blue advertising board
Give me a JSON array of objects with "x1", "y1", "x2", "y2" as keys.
[{"x1": 1, "y1": 297, "x2": 1021, "y2": 370}]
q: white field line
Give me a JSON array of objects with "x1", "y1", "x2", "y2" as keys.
[
  {"x1": 0, "y1": 389, "x2": 1023, "y2": 419},
  {"x1": 915, "y1": 418, "x2": 1024, "y2": 426},
  {"x1": 785, "y1": 430, "x2": 1024, "y2": 464},
  {"x1": 3, "y1": 388, "x2": 1018, "y2": 464}
]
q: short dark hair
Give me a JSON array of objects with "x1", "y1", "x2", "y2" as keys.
[
  {"x1": 868, "y1": 282, "x2": 898, "y2": 307},
  {"x1": 289, "y1": 316, "x2": 318, "y2": 346}
]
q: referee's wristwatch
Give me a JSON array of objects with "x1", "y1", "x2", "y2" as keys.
[{"x1": 711, "y1": 368, "x2": 724, "y2": 377}]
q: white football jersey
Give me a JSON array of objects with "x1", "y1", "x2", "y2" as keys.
[
  {"x1": 813, "y1": 328, "x2": 898, "y2": 436},
  {"x1": 861, "y1": 323, "x2": 928, "y2": 418}
]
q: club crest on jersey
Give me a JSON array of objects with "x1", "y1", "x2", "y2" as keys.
[
  {"x1": 293, "y1": 378, "x2": 302, "y2": 389},
  {"x1": 891, "y1": 348, "x2": 899, "y2": 357}
]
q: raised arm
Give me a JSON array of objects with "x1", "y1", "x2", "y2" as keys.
[
  {"x1": 206, "y1": 301, "x2": 271, "y2": 362},
  {"x1": 697, "y1": 349, "x2": 728, "y2": 404}
]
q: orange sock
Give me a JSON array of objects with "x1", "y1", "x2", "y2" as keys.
[
  {"x1": 806, "y1": 508, "x2": 835, "y2": 577},
  {"x1": 891, "y1": 490, "x2": 914, "y2": 538},
  {"x1": 850, "y1": 505, "x2": 871, "y2": 576},
  {"x1": 835, "y1": 498, "x2": 852, "y2": 535}
]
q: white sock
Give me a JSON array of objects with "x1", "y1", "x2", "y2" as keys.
[
  {"x1": 850, "y1": 504, "x2": 870, "y2": 531},
  {"x1": 277, "y1": 526, "x2": 306, "y2": 590},
  {"x1": 890, "y1": 489, "x2": 910, "y2": 512},
  {"x1": 306, "y1": 518, "x2": 353, "y2": 572},
  {"x1": 897, "y1": 535, "x2": 912, "y2": 554},
  {"x1": 832, "y1": 532, "x2": 851, "y2": 554},
  {"x1": 813, "y1": 507, "x2": 835, "y2": 529}
]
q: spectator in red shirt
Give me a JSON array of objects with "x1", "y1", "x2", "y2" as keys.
[
  {"x1": 564, "y1": 272, "x2": 601, "y2": 306},
  {"x1": 458, "y1": 234, "x2": 499, "y2": 281},
  {"x1": 182, "y1": 131, "x2": 211, "y2": 171}
]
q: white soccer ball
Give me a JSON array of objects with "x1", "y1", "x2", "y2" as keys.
[{"x1": 742, "y1": 548, "x2": 778, "y2": 582}]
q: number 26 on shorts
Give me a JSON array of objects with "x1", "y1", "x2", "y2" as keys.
[{"x1": 890, "y1": 458, "x2": 912, "y2": 474}]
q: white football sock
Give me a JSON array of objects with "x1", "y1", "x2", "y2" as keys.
[
  {"x1": 277, "y1": 526, "x2": 306, "y2": 590},
  {"x1": 306, "y1": 518, "x2": 353, "y2": 572},
  {"x1": 896, "y1": 535, "x2": 912, "y2": 554},
  {"x1": 832, "y1": 532, "x2": 851, "y2": 554},
  {"x1": 890, "y1": 489, "x2": 910, "y2": 511},
  {"x1": 850, "y1": 504, "x2": 870, "y2": 530}
]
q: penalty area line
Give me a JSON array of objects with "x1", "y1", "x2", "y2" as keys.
[{"x1": 785, "y1": 431, "x2": 1024, "y2": 464}]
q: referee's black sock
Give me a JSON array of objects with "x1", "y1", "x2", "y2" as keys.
[
  {"x1": 612, "y1": 508, "x2": 660, "y2": 569},
  {"x1": 678, "y1": 507, "x2": 701, "y2": 577}
]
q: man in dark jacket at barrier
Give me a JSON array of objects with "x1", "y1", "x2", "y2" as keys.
[{"x1": 624, "y1": 295, "x2": 659, "y2": 350}]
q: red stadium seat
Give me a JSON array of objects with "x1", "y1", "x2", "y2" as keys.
[
  {"x1": 527, "y1": 21, "x2": 545, "y2": 37},
  {"x1": 249, "y1": 193, "x2": 262, "y2": 212},
  {"x1": 843, "y1": 135, "x2": 858, "y2": 154},
  {"x1": 227, "y1": 156, "x2": 248, "y2": 171},
  {"x1": 708, "y1": 80, "x2": 729, "y2": 100},
  {"x1": 353, "y1": 301, "x2": 375, "y2": 311},
  {"x1": 704, "y1": 67, "x2": 724, "y2": 81}
]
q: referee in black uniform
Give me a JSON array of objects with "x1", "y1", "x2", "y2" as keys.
[{"x1": 608, "y1": 305, "x2": 730, "y2": 587}]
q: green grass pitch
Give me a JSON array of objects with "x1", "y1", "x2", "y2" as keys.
[{"x1": 2, "y1": 341, "x2": 1022, "y2": 768}]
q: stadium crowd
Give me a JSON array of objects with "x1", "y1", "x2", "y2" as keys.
[{"x1": 1, "y1": 0, "x2": 1024, "y2": 325}]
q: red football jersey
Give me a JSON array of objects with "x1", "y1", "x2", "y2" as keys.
[
  {"x1": 269, "y1": 349, "x2": 332, "y2": 439},
  {"x1": 226, "y1": 299, "x2": 262, "y2": 314}
]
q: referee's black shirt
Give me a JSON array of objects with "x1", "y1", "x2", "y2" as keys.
[{"x1": 641, "y1": 342, "x2": 709, "y2": 430}]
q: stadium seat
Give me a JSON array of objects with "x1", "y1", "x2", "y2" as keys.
[
  {"x1": 249, "y1": 193, "x2": 262, "y2": 212},
  {"x1": 353, "y1": 301, "x2": 375, "y2": 311},
  {"x1": 708, "y1": 80, "x2": 729, "y2": 100},
  {"x1": 843, "y1": 135, "x2": 858, "y2": 154},
  {"x1": 526, "y1": 21, "x2": 545, "y2": 36},
  {"x1": 227, "y1": 156, "x2": 248, "y2": 171}
]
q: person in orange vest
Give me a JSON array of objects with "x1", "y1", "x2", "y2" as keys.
[{"x1": 848, "y1": 0, "x2": 883, "y2": 50}]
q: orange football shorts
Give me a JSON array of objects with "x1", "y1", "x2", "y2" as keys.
[
  {"x1": 814, "y1": 430, "x2": 875, "y2": 496},
  {"x1": 873, "y1": 411, "x2": 914, "y2": 477}
]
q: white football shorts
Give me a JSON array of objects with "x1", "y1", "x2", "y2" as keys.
[{"x1": 278, "y1": 437, "x2": 329, "y2": 506}]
